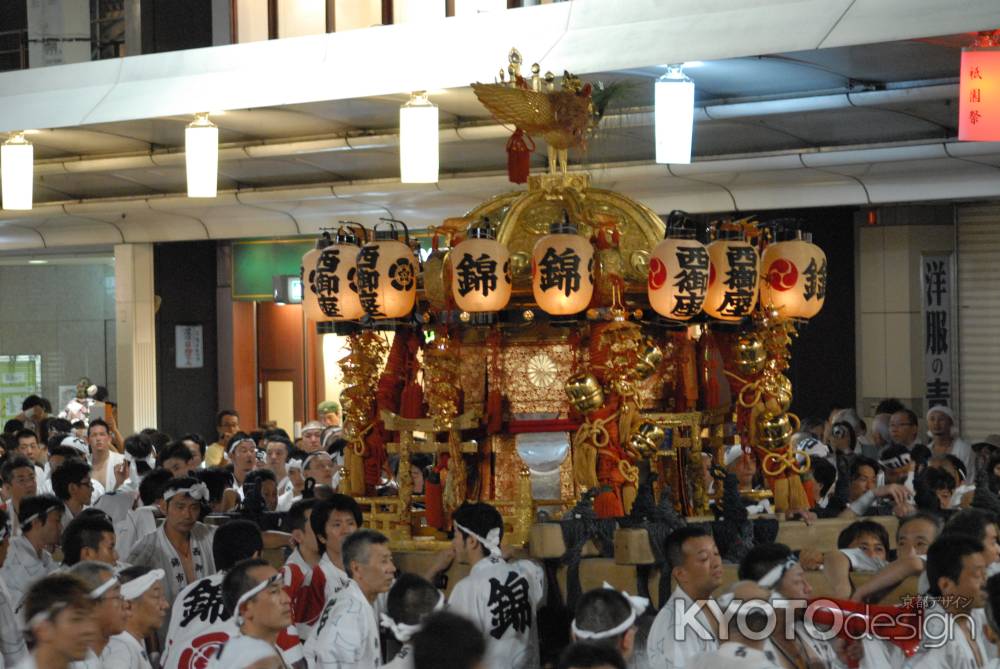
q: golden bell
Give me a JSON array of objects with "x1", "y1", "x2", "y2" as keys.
[
  {"x1": 763, "y1": 374, "x2": 792, "y2": 414},
  {"x1": 628, "y1": 422, "x2": 665, "y2": 458},
  {"x1": 634, "y1": 343, "x2": 664, "y2": 380},
  {"x1": 735, "y1": 335, "x2": 766, "y2": 376},
  {"x1": 565, "y1": 373, "x2": 605, "y2": 414},
  {"x1": 758, "y1": 413, "x2": 794, "y2": 450}
]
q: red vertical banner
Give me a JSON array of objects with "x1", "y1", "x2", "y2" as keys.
[{"x1": 959, "y1": 48, "x2": 1000, "y2": 141}]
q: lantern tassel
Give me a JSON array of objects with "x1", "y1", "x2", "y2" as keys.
[{"x1": 506, "y1": 128, "x2": 535, "y2": 184}]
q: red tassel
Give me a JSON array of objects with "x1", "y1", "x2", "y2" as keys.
[
  {"x1": 400, "y1": 383, "x2": 424, "y2": 419},
  {"x1": 506, "y1": 128, "x2": 535, "y2": 184},
  {"x1": 594, "y1": 490, "x2": 624, "y2": 518},
  {"x1": 424, "y1": 479, "x2": 445, "y2": 529}
]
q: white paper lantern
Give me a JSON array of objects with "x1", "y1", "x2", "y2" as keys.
[
  {"x1": 356, "y1": 223, "x2": 418, "y2": 319},
  {"x1": 648, "y1": 232, "x2": 709, "y2": 320},
  {"x1": 760, "y1": 236, "x2": 827, "y2": 320},
  {"x1": 301, "y1": 233, "x2": 332, "y2": 320},
  {"x1": 531, "y1": 214, "x2": 594, "y2": 316},
  {"x1": 704, "y1": 234, "x2": 759, "y2": 321},
  {"x1": 308, "y1": 227, "x2": 367, "y2": 321},
  {"x1": 451, "y1": 219, "x2": 512, "y2": 313}
]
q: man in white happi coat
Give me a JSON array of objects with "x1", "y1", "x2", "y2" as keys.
[
  {"x1": 210, "y1": 559, "x2": 295, "y2": 669},
  {"x1": 305, "y1": 529, "x2": 397, "y2": 668},
  {"x1": 647, "y1": 526, "x2": 724, "y2": 669},
  {"x1": 569, "y1": 585, "x2": 648, "y2": 663},
  {"x1": 381, "y1": 574, "x2": 446, "y2": 669},
  {"x1": 0, "y1": 511, "x2": 27, "y2": 667},
  {"x1": 448, "y1": 502, "x2": 544, "y2": 669},
  {"x1": 296, "y1": 494, "x2": 362, "y2": 630},
  {"x1": 127, "y1": 477, "x2": 217, "y2": 645},
  {"x1": 0, "y1": 494, "x2": 62, "y2": 610},
  {"x1": 906, "y1": 534, "x2": 989, "y2": 669},
  {"x1": 688, "y1": 581, "x2": 781, "y2": 669},
  {"x1": 102, "y1": 566, "x2": 169, "y2": 669},
  {"x1": 1, "y1": 455, "x2": 38, "y2": 537},
  {"x1": 160, "y1": 520, "x2": 305, "y2": 669},
  {"x1": 66, "y1": 561, "x2": 126, "y2": 669},
  {"x1": 14, "y1": 573, "x2": 97, "y2": 669}
]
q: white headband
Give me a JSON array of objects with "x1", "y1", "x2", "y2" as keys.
[
  {"x1": 724, "y1": 445, "x2": 746, "y2": 468},
  {"x1": 89, "y1": 576, "x2": 119, "y2": 600},
  {"x1": 453, "y1": 521, "x2": 502, "y2": 559},
  {"x1": 879, "y1": 452, "x2": 911, "y2": 470},
  {"x1": 571, "y1": 583, "x2": 648, "y2": 640},
  {"x1": 303, "y1": 452, "x2": 333, "y2": 471},
  {"x1": 121, "y1": 569, "x2": 164, "y2": 600},
  {"x1": 124, "y1": 451, "x2": 156, "y2": 469},
  {"x1": 757, "y1": 556, "x2": 798, "y2": 588},
  {"x1": 25, "y1": 601, "x2": 71, "y2": 631},
  {"x1": 20, "y1": 500, "x2": 63, "y2": 531},
  {"x1": 227, "y1": 437, "x2": 256, "y2": 455},
  {"x1": 380, "y1": 592, "x2": 446, "y2": 642},
  {"x1": 235, "y1": 573, "x2": 281, "y2": 625},
  {"x1": 163, "y1": 482, "x2": 209, "y2": 502},
  {"x1": 287, "y1": 458, "x2": 304, "y2": 472}
]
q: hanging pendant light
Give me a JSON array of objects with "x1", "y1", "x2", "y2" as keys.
[
  {"x1": 451, "y1": 218, "x2": 512, "y2": 313},
  {"x1": 531, "y1": 211, "x2": 594, "y2": 316},
  {"x1": 186, "y1": 112, "x2": 219, "y2": 197},
  {"x1": 760, "y1": 230, "x2": 827, "y2": 320},
  {"x1": 704, "y1": 229, "x2": 759, "y2": 321},
  {"x1": 654, "y1": 64, "x2": 695, "y2": 165},
  {"x1": 315, "y1": 224, "x2": 366, "y2": 322},
  {"x1": 356, "y1": 219, "x2": 418, "y2": 319},
  {"x1": 647, "y1": 213, "x2": 709, "y2": 320},
  {"x1": 399, "y1": 91, "x2": 439, "y2": 183},
  {"x1": 1, "y1": 132, "x2": 33, "y2": 210},
  {"x1": 301, "y1": 231, "x2": 333, "y2": 320}
]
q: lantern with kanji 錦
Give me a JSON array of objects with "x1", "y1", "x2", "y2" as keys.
[
  {"x1": 760, "y1": 233, "x2": 827, "y2": 320},
  {"x1": 450, "y1": 218, "x2": 512, "y2": 313},
  {"x1": 648, "y1": 226, "x2": 709, "y2": 321},
  {"x1": 301, "y1": 232, "x2": 332, "y2": 321},
  {"x1": 356, "y1": 220, "x2": 418, "y2": 319},
  {"x1": 531, "y1": 212, "x2": 594, "y2": 316},
  {"x1": 311, "y1": 225, "x2": 366, "y2": 321},
  {"x1": 704, "y1": 230, "x2": 759, "y2": 321}
]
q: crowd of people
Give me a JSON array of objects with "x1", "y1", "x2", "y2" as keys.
[{"x1": 2, "y1": 392, "x2": 1000, "y2": 669}]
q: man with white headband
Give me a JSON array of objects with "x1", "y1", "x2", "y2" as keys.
[
  {"x1": 102, "y1": 566, "x2": 169, "y2": 669},
  {"x1": 211, "y1": 558, "x2": 294, "y2": 669},
  {"x1": 126, "y1": 476, "x2": 217, "y2": 645},
  {"x1": 0, "y1": 511, "x2": 27, "y2": 667},
  {"x1": 277, "y1": 456, "x2": 304, "y2": 512},
  {"x1": 687, "y1": 581, "x2": 780, "y2": 669},
  {"x1": 570, "y1": 584, "x2": 648, "y2": 662},
  {"x1": 265, "y1": 435, "x2": 294, "y2": 496},
  {"x1": 227, "y1": 433, "x2": 259, "y2": 499},
  {"x1": 926, "y1": 405, "x2": 974, "y2": 479},
  {"x1": 448, "y1": 502, "x2": 544, "y2": 669},
  {"x1": 17, "y1": 573, "x2": 96, "y2": 669},
  {"x1": 1, "y1": 493, "x2": 61, "y2": 609},
  {"x1": 300, "y1": 422, "x2": 325, "y2": 455},
  {"x1": 382, "y1": 573, "x2": 446, "y2": 669},
  {"x1": 67, "y1": 561, "x2": 126, "y2": 665},
  {"x1": 1, "y1": 455, "x2": 38, "y2": 537},
  {"x1": 304, "y1": 529, "x2": 396, "y2": 668},
  {"x1": 303, "y1": 451, "x2": 340, "y2": 491},
  {"x1": 160, "y1": 520, "x2": 305, "y2": 669}
]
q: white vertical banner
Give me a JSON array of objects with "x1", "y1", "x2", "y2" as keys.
[{"x1": 922, "y1": 254, "x2": 955, "y2": 411}]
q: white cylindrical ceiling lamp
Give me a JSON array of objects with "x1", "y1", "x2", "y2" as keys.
[
  {"x1": 654, "y1": 64, "x2": 695, "y2": 165},
  {"x1": 1, "y1": 132, "x2": 33, "y2": 210},
  {"x1": 399, "y1": 91, "x2": 439, "y2": 183},
  {"x1": 186, "y1": 112, "x2": 219, "y2": 197}
]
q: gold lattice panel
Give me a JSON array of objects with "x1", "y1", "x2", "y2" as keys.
[
  {"x1": 499, "y1": 341, "x2": 578, "y2": 414},
  {"x1": 492, "y1": 434, "x2": 522, "y2": 501}
]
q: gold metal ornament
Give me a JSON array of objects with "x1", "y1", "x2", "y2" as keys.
[
  {"x1": 757, "y1": 412, "x2": 800, "y2": 450},
  {"x1": 735, "y1": 335, "x2": 767, "y2": 376},
  {"x1": 627, "y1": 422, "x2": 666, "y2": 458},
  {"x1": 763, "y1": 374, "x2": 792, "y2": 415},
  {"x1": 565, "y1": 373, "x2": 605, "y2": 414},
  {"x1": 633, "y1": 342, "x2": 664, "y2": 380}
]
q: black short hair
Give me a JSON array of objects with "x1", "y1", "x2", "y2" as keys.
[
  {"x1": 2, "y1": 419, "x2": 23, "y2": 434},
  {"x1": 665, "y1": 525, "x2": 711, "y2": 571},
  {"x1": 811, "y1": 457, "x2": 837, "y2": 498},
  {"x1": 926, "y1": 534, "x2": 984, "y2": 597},
  {"x1": 180, "y1": 433, "x2": 207, "y2": 457},
  {"x1": 342, "y1": 529, "x2": 388, "y2": 579},
  {"x1": 386, "y1": 573, "x2": 440, "y2": 626},
  {"x1": 893, "y1": 408, "x2": 919, "y2": 426},
  {"x1": 141, "y1": 429, "x2": 171, "y2": 453},
  {"x1": 986, "y1": 573, "x2": 1000, "y2": 636},
  {"x1": 51, "y1": 459, "x2": 91, "y2": 501},
  {"x1": 943, "y1": 454, "x2": 968, "y2": 482},
  {"x1": 221, "y1": 557, "x2": 270, "y2": 619},
  {"x1": 557, "y1": 642, "x2": 627, "y2": 669},
  {"x1": 738, "y1": 542, "x2": 794, "y2": 582},
  {"x1": 413, "y1": 611, "x2": 486, "y2": 669},
  {"x1": 898, "y1": 512, "x2": 943, "y2": 536},
  {"x1": 880, "y1": 444, "x2": 911, "y2": 465},
  {"x1": 21, "y1": 395, "x2": 48, "y2": 412},
  {"x1": 61, "y1": 515, "x2": 115, "y2": 566},
  {"x1": 157, "y1": 442, "x2": 194, "y2": 468},
  {"x1": 1, "y1": 454, "x2": 34, "y2": 484},
  {"x1": 573, "y1": 588, "x2": 636, "y2": 649},
  {"x1": 245, "y1": 468, "x2": 277, "y2": 486},
  {"x1": 138, "y1": 468, "x2": 174, "y2": 506},
  {"x1": 212, "y1": 519, "x2": 264, "y2": 571},
  {"x1": 288, "y1": 498, "x2": 317, "y2": 533},
  {"x1": 14, "y1": 429, "x2": 37, "y2": 445},
  {"x1": 876, "y1": 398, "x2": 906, "y2": 415},
  {"x1": 48, "y1": 418, "x2": 72, "y2": 435},
  {"x1": 217, "y1": 410, "x2": 238, "y2": 426},
  {"x1": 264, "y1": 428, "x2": 291, "y2": 442},
  {"x1": 18, "y1": 494, "x2": 63, "y2": 531},
  {"x1": 194, "y1": 468, "x2": 235, "y2": 502},
  {"x1": 22, "y1": 574, "x2": 91, "y2": 635},
  {"x1": 124, "y1": 433, "x2": 153, "y2": 462},
  {"x1": 849, "y1": 455, "x2": 880, "y2": 481},
  {"x1": 451, "y1": 502, "x2": 504, "y2": 558},
  {"x1": 310, "y1": 494, "x2": 363, "y2": 552},
  {"x1": 837, "y1": 520, "x2": 890, "y2": 551},
  {"x1": 265, "y1": 435, "x2": 293, "y2": 459},
  {"x1": 87, "y1": 419, "x2": 110, "y2": 437},
  {"x1": 911, "y1": 444, "x2": 932, "y2": 468},
  {"x1": 944, "y1": 508, "x2": 999, "y2": 543}
]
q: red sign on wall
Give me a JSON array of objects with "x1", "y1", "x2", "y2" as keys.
[{"x1": 959, "y1": 48, "x2": 1000, "y2": 141}]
